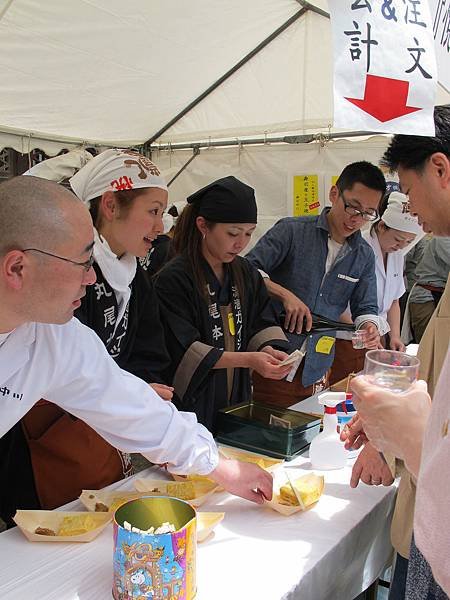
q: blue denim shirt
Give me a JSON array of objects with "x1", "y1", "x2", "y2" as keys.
[{"x1": 246, "y1": 209, "x2": 378, "y2": 386}]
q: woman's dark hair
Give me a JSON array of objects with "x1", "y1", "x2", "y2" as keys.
[
  {"x1": 171, "y1": 203, "x2": 246, "y2": 301},
  {"x1": 370, "y1": 193, "x2": 391, "y2": 234},
  {"x1": 89, "y1": 188, "x2": 146, "y2": 229}
]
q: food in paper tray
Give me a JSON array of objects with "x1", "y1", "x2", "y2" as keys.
[
  {"x1": 218, "y1": 446, "x2": 283, "y2": 471},
  {"x1": 79, "y1": 490, "x2": 148, "y2": 512},
  {"x1": 134, "y1": 478, "x2": 218, "y2": 507},
  {"x1": 264, "y1": 472, "x2": 325, "y2": 516},
  {"x1": 14, "y1": 510, "x2": 112, "y2": 542},
  {"x1": 34, "y1": 527, "x2": 56, "y2": 536},
  {"x1": 35, "y1": 514, "x2": 100, "y2": 537},
  {"x1": 278, "y1": 473, "x2": 325, "y2": 507},
  {"x1": 170, "y1": 472, "x2": 217, "y2": 486}
]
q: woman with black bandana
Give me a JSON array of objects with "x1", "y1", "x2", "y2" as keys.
[{"x1": 154, "y1": 176, "x2": 291, "y2": 432}]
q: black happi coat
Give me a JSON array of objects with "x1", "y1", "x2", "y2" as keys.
[
  {"x1": 75, "y1": 261, "x2": 170, "y2": 382},
  {"x1": 154, "y1": 254, "x2": 287, "y2": 431}
]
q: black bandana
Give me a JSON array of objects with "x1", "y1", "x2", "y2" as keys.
[{"x1": 187, "y1": 176, "x2": 257, "y2": 223}]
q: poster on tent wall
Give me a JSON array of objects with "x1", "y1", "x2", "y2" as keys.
[
  {"x1": 329, "y1": 0, "x2": 437, "y2": 135},
  {"x1": 429, "y1": 0, "x2": 450, "y2": 92},
  {"x1": 292, "y1": 175, "x2": 321, "y2": 216}
]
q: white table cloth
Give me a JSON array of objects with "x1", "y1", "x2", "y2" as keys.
[{"x1": 0, "y1": 452, "x2": 396, "y2": 600}]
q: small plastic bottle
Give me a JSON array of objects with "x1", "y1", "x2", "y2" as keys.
[{"x1": 309, "y1": 392, "x2": 348, "y2": 470}]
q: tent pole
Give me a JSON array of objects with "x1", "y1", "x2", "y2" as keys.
[
  {"x1": 148, "y1": 130, "x2": 383, "y2": 152},
  {"x1": 165, "y1": 146, "x2": 201, "y2": 187},
  {"x1": 143, "y1": 6, "x2": 312, "y2": 149},
  {"x1": 295, "y1": 1, "x2": 329, "y2": 19}
]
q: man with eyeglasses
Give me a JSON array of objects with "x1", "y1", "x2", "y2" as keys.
[
  {"x1": 0, "y1": 176, "x2": 273, "y2": 527},
  {"x1": 247, "y1": 161, "x2": 389, "y2": 408}
]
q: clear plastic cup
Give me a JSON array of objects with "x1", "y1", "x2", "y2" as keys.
[
  {"x1": 363, "y1": 349, "x2": 420, "y2": 393},
  {"x1": 352, "y1": 329, "x2": 367, "y2": 349}
]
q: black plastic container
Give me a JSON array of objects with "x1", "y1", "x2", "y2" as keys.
[{"x1": 215, "y1": 402, "x2": 321, "y2": 461}]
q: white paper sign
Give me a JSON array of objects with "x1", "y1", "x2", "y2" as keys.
[
  {"x1": 329, "y1": 0, "x2": 438, "y2": 135},
  {"x1": 429, "y1": 0, "x2": 450, "y2": 92}
]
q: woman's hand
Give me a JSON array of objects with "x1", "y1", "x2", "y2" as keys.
[
  {"x1": 248, "y1": 352, "x2": 293, "y2": 380},
  {"x1": 260, "y1": 346, "x2": 290, "y2": 361},
  {"x1": 150, "y1": 383, "x2": 174, "y2": 401}
]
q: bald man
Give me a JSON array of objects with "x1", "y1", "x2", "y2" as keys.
[{"x1": 0, "y1": 176, "x2": 273, "y2": 524}]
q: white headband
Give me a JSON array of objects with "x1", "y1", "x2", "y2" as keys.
[
  {"x1": 69, "y1": 148, "x2": 167, "y2": 204},
  {"x1": 382, "y1": 192, "x2": 423, "y2": 236}
]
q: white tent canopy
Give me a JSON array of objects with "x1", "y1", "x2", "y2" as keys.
[{"x1": 1, "y1": 0, "x2": 448, "y2": 155}]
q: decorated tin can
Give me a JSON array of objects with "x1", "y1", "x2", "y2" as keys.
[{"x1": 112, "y1": 496, "x2": 196, "y2": 599}]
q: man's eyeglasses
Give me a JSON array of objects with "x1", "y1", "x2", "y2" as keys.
[
  {"x1": 339, "y1": 192, "x2": 379, "y2": 222},
  {"x1": 22, "y1": 248, "x2": 95, "y2": 272}
]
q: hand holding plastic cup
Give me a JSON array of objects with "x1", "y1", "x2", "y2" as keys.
[
  {"x1": 351, "y1": 329, "x2": 367, "y2": 350},
  {"x1": 363, "y1": 349, "x2": 420, "y2": 393}
]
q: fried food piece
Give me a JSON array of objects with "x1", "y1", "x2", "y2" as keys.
[{"x1": 35, "y1": 527, "x2": 56, "y2": 536}]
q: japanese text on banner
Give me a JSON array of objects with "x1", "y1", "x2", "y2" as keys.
[
  {"x1": 329, "y1": 0, "x2": 437, "y2": 135},
  {"x1": 293, "y1": 175, "x2": 320, "y2": 217}
]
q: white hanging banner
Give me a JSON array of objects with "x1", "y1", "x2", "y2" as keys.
[
  {"x1": 329, "y1": 0, "x2": 438, "y2": 135},
  {"x1": 429, "y1": 0, "x2": 450, "y2": 92}
]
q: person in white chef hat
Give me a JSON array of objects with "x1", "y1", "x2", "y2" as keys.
[{"x1": 363, "y1": 191, "x2": 424, "y2": 351}]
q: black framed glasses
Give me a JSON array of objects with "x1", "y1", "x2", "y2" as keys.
[
  {"x1": 22, "y1": 248, "x2": 95, "y2": 272},
  {"x1": 340, "y1": 192, "x2": 379, "y2": 222}
]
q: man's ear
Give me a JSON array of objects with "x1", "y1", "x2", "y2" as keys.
[
  {"x1": 429, "y1": 152, "x2": 450, "y2": 189},
  {"x1": 2, "y1": 250, "x2": 27, "y2": 290},
  {"x1": 329, "y1": 185, "x2": 339, "y2": 206}
]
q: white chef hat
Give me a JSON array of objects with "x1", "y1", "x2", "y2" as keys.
[
  {"x1": 70, "y1": 148, "x2": 167, "y2": 205},
  {"x1": 381, "y1": 192, "x2": 423, "y2": 236}
]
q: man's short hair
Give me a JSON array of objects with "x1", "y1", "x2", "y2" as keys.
[
  {"x1": 381, "y1": 104, "x2": 450, "y2": 173},
  {"x1": 0, "y1": 176, "x2": 78, "y2": 256},
  {"x1": 335, "y1": 161, "x2": 386, "y2": 195}
]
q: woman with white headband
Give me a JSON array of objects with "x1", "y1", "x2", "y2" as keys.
[
  {"x1": 14, "y1": 149, "x2": 174, "y2": 512},
  {"x1": 363, "y1": 191, "x2": 424, "y2": 351}
]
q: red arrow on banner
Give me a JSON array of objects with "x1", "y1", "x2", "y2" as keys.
[{"x1": 345, "y1": 74, "x2": 421, "y2": 122}]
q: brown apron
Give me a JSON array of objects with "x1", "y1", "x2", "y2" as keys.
[{"x1": 21, "y1": 400, "x2": 133, "y2": 509}]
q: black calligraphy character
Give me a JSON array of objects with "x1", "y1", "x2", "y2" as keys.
[
  {"x1": 351, "y1": 0, "x2": 372, "y2": 12},
  {"x1": 406, "y1": 37, "x2": 432, "y2": 78},
  {"x1": 344, "y1": 21, "x2": 379, "y2": 72},
  {"x1": 403, "y1": 0, "x2": 426, "y2": 28},
  {"x1": 381, "y1": 0, "x2": 398, "y2": 21},
  {"x1": 0, "y1": 386, "x2": 10, "y2": 396}
]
